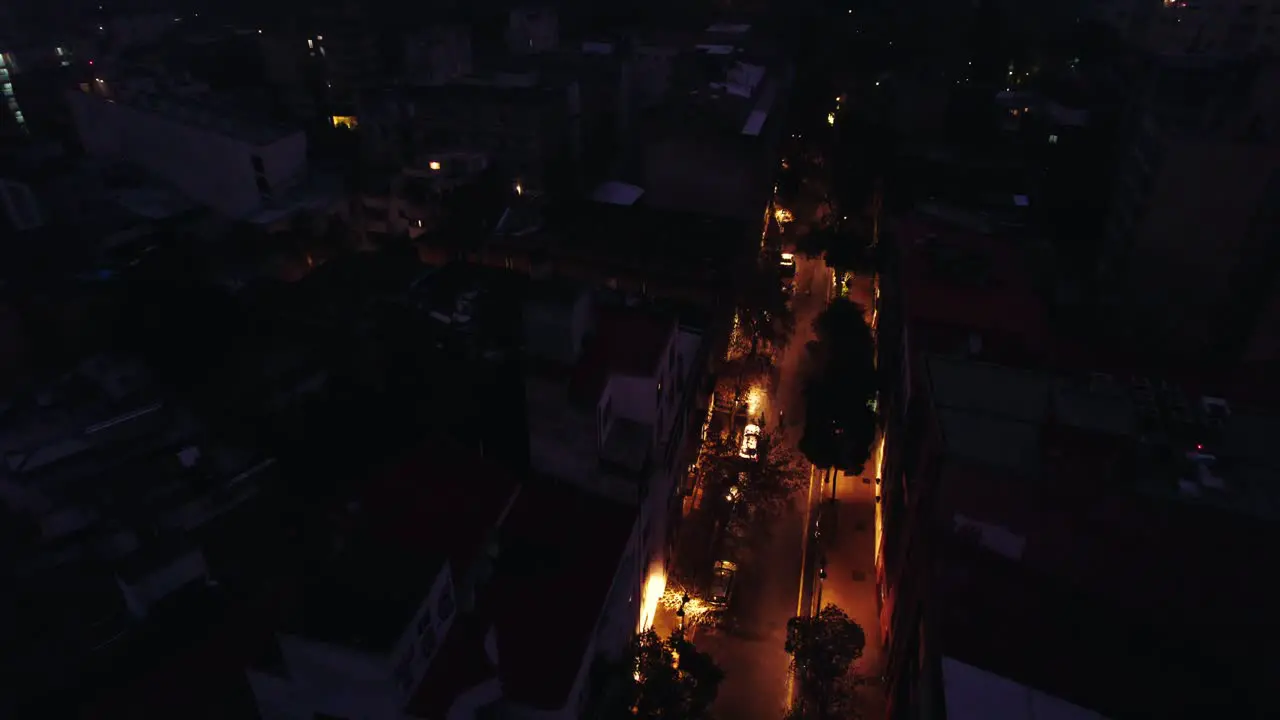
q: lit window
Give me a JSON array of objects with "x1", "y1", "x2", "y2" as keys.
[
  {"x1": 317, "y1": 35, "x2": 324, "y2": 41},
  {"x1": 1049, "y1": 134, "x2": 1059, "y2": 144},
  {"x1": 55, "y1": 47, "x2": 65, "y2": 56},
  {"x1": 428, "y1": 161, "x2": 441, "y2": 170},
  {"x1": 307, "y1": 39, "x2": 314, "y2": 49},
  {"x1": 331, "y1": 115, "x2": 358, "y2": 129}
]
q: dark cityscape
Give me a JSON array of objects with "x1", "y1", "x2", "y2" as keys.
[{"x1": 0, "y1": 0, "x2": 1276, "y2": 718}]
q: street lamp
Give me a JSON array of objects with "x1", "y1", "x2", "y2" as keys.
[{"x1": 815, "y1": 560, "x2": 827, "y2": 612}]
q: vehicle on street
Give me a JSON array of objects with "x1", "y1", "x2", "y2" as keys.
[
  {"x1": 724, "y1": 483, "x2": 741, "y2": 503},
  {"x1": 780, "y1": 252, "x2": 797, "y2": 295},
  {"x1": 739, "y1": 424, "x2": 761, "y2": 460},
  {"x1": 707, "y1": 560, "x2": 738, "y2": 608}
]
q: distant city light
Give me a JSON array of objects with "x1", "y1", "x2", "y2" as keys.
[{"x1": 428, "y1": 161, "x2": 441, "y2": 170}]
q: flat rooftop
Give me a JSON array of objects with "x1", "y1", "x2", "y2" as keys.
[
  {"x1": 925, "y1": 357, "x2": 1280, "y2": 714},
  {"x1": 900, "y1": 215, "x2": 1049, "y2": 365},
  {"x1": 409, "y1": 482, "x2": 636, "y2": 715},
  {"x1": 81, "y1": 85, "x2": 299, "y2": 147},
  {"x1": 292, "y1": 439, "x2": 520, "y2": 652},
  {"x1": 569, "y1": 306, "x2": 674, "y2": 406},
  {"x1": 490, "y1": 482, "x2": 636, "y2": 708}
]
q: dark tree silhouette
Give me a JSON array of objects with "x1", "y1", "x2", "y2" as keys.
[
  {"x1": 785, "y1": 604, "x2": 868, "y2": 719},
  {"x1": 625, "y1": 630, "x2": 724, "y2": 719},
  {"x1": 696, "y1": 428, "x2": 806, "y2": 521},
  {"x1": 735, "y1": 252, "x2": 797, "y2": 357},
  {"x1": 799, "y1": 300, "x2": 878, "y2": 474}
]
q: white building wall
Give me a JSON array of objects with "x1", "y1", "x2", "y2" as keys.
[
  {"x1": 66, "y1": 90, "x2": 307, "y2": 217},
  {"x1": 610, "y1": 375, "x2": 657, "y2": 424},
  {"x1": 390, "y1": 565, "x2": 457, "y2": 696}
]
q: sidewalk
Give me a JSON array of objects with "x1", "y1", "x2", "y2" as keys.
[{"x1": 817, "y1": 469, "x2": 886, "y2": 716}]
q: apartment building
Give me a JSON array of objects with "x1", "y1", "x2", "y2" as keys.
[
  {"x1": 359, "y1": 71, "x2": 578, "y2": 199},
  {"x1": 876, "y1": 214, "x2": 1280, "y2": 718},
  {"x1": 66, "y1": 73, "x2": 310, "y2": 219},
  {"x1": 353, "y1": 150, "x2": 491, "y2": 245},
  {"x1": 523, "y1": 288, "x2": 707, "y2": 633},
  {"x1": 879, "y1": 353, "x2": 1280, "y2": 719},
  {"x1": 1100, "y1": 58, "x2": 1280, "y2": 363},
  {"x1": 1126, "y1": 0, "x2": 1280, "y2": 56},
  {"x1": 236, "y1": 428, "x2": 642, "y2": 720}
]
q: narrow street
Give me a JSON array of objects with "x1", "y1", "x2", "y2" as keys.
[
  {"x1": 692, "y1": 252, "x2": 830, "y2": 720},
  {"x1": 656, "y1": 160, "x2": 887, "y2": 717}
]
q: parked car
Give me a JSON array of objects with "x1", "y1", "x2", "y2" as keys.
[
  {"x1": 739, "y1": 424, "x2": 761, "y2": 460},
  {"x1": 707, "y1": 560, "x2": 738, "y2": 608}
]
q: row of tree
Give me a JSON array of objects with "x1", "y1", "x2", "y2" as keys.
[
  {"x1": 620, "y1": 604, "x2": 869, "y2": 719},
  {"x1": 799, "y1": 299, "x2": 879, "y2": 477}
]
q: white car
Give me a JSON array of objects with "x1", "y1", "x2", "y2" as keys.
[{"x1": 739, "y1": 424, "x2": 761, "y2": 460}]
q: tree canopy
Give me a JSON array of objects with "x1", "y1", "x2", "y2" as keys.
[
  {"x1": 785, "y1": 604, "x2": 868, "y2": 719},
  {"x1": 796, "y1": 221, "x2": 880, "y2": 276},
  {"x1": 628, "y1": 629, "x2": 724, "y2": 719},
  {"x1": 799, "y1": 299, "x2": 878, "y2": 473},
  {"x1": 697, "y1": 426, "x2": 807, "y2": 521},
  {"x1": 734, "y1": 252, "x2": 797, "y2": 357}
]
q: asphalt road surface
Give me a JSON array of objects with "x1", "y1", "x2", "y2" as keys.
[{"x1": 697, "y1": 252, "x2": 831, "y2": 720}]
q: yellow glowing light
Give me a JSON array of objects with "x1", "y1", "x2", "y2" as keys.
[
  {"x1": 827, "y1": 112, "x2": 836, "y2": 126},
  {"x1": 330, "y1": 115, "x2": 358, "y2": 129},
  {"x1": 639, "y1": 567, "x2": 667, "y2": 632},
  {"x1": 774, "y1": 207, "x2": 794, "y2": 225},
  {"x1": 874, "y1": 434, "x2": 886, "y2": 565},
  {"x1": 660, "y1": 584, "x2": 714, "y2": 624},
  {"x1": 515, "y1": 181, "x2": 524, "y2": 196},
  {"x1": 429, "y1": 161, "x2": 441, "y2": 171},
  {"x1": 746, "y1": 386, "x2": 765, "y2": 417}
]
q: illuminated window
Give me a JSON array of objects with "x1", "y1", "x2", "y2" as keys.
[
  {"x1": 429, "y1": 161, "x2": 441, "y2": 170},
  {"x1": 307, "y1": 39, "x2": 314, "y2": 49},
  {"x1": 331, "y1": 115, "x2": 357, "y2": 129},
  {"x1": 55, "y1": 47, "x2": 65, "y2": 56},
  {"x1": 1049, "y1": 134, "x2": 1059, "y2": 144}
]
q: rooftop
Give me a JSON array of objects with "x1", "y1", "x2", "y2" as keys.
[
  {"x1": 491, "y1": 482, "x2": 636, "y2": 708},
  {"x1": 941, "y1": 656, "x2": 1106, "y2": 720},
  {"x1": 293, "y1": 438, "x2": 520, "y2": 652},
  {"x1": 76, "y1": 81, "x2": 299, "y2": 147},
  {"x1": 495, "y1": 202, "x2": 751, "y2": 294},
  {"x1": 899, "y1": 215, "x2": 1048, "y2": 365},
  {"x1": 934, "y1": 541, "x2": 1250, "y2": 718},
  {"x1": 409, "y1": 482, "x2": 636, "y2": 715},
  {"x1": 924, "y1": 355, "x2": 1280, "y2": 715},
  {"x1": 569, "y1": 306, "x2": 674, "y2": 406}
]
